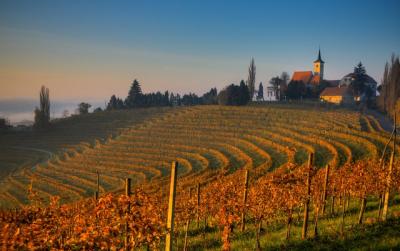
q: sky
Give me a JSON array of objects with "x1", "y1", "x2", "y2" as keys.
[{"x1": 0, "y1": 0, "x2": 399, "y2": 102}]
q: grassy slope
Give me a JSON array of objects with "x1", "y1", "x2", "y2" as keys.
[{"x1": 181, "y1": 198, "x2": 400, "y2": 250}]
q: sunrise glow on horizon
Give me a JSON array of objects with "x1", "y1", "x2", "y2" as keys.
[{"x1": 1, "y1": 0, "x2": 399, "y2": 102}]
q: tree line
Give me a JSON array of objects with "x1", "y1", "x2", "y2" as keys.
[
  {"x1": 106, "y1": 58, "x2": 259, "y2": 110},
  {"x1": 106, "y1": 79, "x2": 219, "y2": 110},
  {"x1": 377, "y1": 54, "x2": 400, "y2": 120}
]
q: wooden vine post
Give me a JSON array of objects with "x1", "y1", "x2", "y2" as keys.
[
  {"x1": 125, "y1": 178, "x2": 132, "y2": 196},
  {"x1": 124, "y1": 178, "x2": 131, "y2": 249},
  {"x1": 183, "y1": 187, "x2": 191, "y2": 251},
  {"x1": 382, "y1": 151, "x2": 395, "y2": 221},
  {"x1": 358, "y1": 195, "x2": 367, "y2": 224},
  {"x1": 165, "y1": 161, "x2": 178, "y2": 251},
  {"x1": 196, "y1": 183, "x2": 200, "y2": 228},
  {"x1": 302, "y1": 153, "x2": 313, "y2": 240},
  {"x1": 94, "y1": 170, "x2": 100, "y2": 201},
  {"x1": 382, "y1": 113, "x2": 396, "y2": 221},
  {"x1": 321, "y1": 165, "x2": 330, "y2": 215},
  {"x1": 241, "y1": 169, "x2": 249, "y2": 232}
]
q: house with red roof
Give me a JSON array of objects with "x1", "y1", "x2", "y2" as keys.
[{"x1": 320, "y1": 86, "x2": 354, "y2": 104}]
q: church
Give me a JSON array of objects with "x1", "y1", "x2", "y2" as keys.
[
  {"x1": 291, "y1": 49, "x2": 338, "y2": 86},
  {"x1": 263, "y1": 49, "x2": 377, "y2": 104}
]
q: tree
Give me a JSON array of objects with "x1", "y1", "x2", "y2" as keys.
[
  {"x1": 280, "y1": 72, "x2": 290, "y2": 99},
  {"x1": 377, "y1": 54, "x2": 400, "y2": 119},
  {"x1": 34, "y1": 85, "x2": 50, "y2": 129},
  {"x1": 239, "y1": 80, "x2": 251, "y2": 105},
  {"x1": 247, "y1": 58, "x2": 256, "y2": 100},
  {"x1": 125, "y1": 79, "x2": 143, "y2": 108},
  {"x1": 354, "y1": 62, "x2": 366, "y2": 75},
  {"x1": 181, "y1": 93, "x2": 201, "y2": 106},
  {"x1": 218, "y1": 82, "x2": 250, "y2": 106},
  {"x1": 202, "y1": 88, "x2": 218, "y2": 105},
  {"x1": 163, "y1": 91, "x2": 170, "y2": 106},
  {"x1": 257, "y1": 82, "x2": 264, "y2": 101},
  {"x1": 107, "y1": 95, "x2": 118, "y2": 110},
  {"x1": 93, "y1": 107, "x2": 103, "y2": 113},
  {"x1": 286, "y1": 80, "x2": 306, "y2": 100},
  {"x1": 0, "y1": 117, "x2": 10, "y2": 130},
  {"x1": 269, "y1": 76, "x2": 282, "y2": 100},
  {"x1": 349, "y1": 62, "x2": 368, "y2": 98},
  {"x1": 77, "y1": 102, "x2": 91, "y2": 115}
]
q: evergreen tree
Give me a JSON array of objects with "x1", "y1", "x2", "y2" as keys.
[
  {"x1": 125, "y1": 79, "x2": 143, "y2": 108},
  {"x1": 107, "y1": 95, "x2": 118, "y2": 110},
  {"x1": 202, "y1": 87, "x2": 218, "y2": 104},
  {"x1": 354, "y1": 62, "x2": 366, "y2": 75},
  {"x1": 107, "y1": 95, "x2": 125, "y2": 110},
  {"x1": 163, "y1": 91, "x2": 170, "y2": 106},
  {"x1": 349, "y1": 62, "x2": 368, "y2": 97},
  {"x1": 116, "y1": 97, "x2": 124, "y2": 109},
  {"x1": 247, "y1": 58, "x2": 256, "y2": 100},
  {"x1": 257, "y1": 82, "x2": 264, "y2": 101}
]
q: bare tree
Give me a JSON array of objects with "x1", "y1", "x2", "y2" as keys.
[
  {"x1": 378, "y1": 54, "x2": 400, "y2": 119},
  {"x1": 269, "y1": 76, "x2": 282, "y2": 100},
  {"x1": 247, "y1": 58, "x2": 256, "y2": 100}
]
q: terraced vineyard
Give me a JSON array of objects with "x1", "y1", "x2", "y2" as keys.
[
  {"x1": 0, "y1": 104, "x2": 393, "y2": 208},
  {"x1": 0, "y1": 107, "x2": 171, "y2": 207}
]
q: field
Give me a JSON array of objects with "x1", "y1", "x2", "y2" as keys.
[
  {"x1": 1, "y1": 103, "x2": 399, "y2": 250},
  {"x1": 0, "y1": 103, "x2": 393, "y2": 208}
]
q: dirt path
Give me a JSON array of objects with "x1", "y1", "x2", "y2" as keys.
[{"x1": 366, "y1": 109, "x2": 393, "y2": 133}]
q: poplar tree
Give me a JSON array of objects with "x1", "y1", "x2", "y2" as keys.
[
  {"x1": 247, "y1": 58, "x2": 256, "y2": 100},
  {"x1": 34, "y1": 85, "x2": 50, "y2": 129}
]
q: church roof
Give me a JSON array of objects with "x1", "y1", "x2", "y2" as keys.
[
  {"x1": 314, "y1": 49, "x2": 325, "y2": 63},
  {"x1": 292, "y1": 71, "x2": 313, "y2": 84},
  {"x1": 320, "y1": 86, "x2": 350, "y2": 97}
]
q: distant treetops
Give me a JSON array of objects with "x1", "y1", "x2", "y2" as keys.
[
  {"x1": 106, "y1": 58, "x2": 260, "y2": 110},
  {"x1": 106, "y1": 79, "x2": 218, "y2": 110}
]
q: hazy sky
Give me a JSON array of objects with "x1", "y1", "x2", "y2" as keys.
[{"x1": 0, "y1": 0, "x2": 399, "y2": 102}]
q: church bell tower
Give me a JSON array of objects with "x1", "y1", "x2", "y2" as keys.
[{"x1": 313, "y1": 49, "x2": 324, "y2": 80}]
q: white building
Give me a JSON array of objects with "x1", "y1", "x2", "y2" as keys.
[
  {"x1": 264, "y1": 81, "x2": 278, "y2": 101},
  {"x1": 252, "y1": 81, "x2": 280, "y2": 101}
]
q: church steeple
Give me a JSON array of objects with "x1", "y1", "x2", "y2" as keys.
[
  {"x1": 314, "y1": 48, "x2": 324, "y2": 63},
  {"x1": 313, "y1": 48, "x2": 324, "y2": 80}
]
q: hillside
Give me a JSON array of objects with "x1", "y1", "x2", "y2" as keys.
[
  {"x1": 0, "y1": 103, "x2": 392, "y2": 208},
  {"x1": 0, "y1": 107, "x2": 171, "y2": 207}
]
